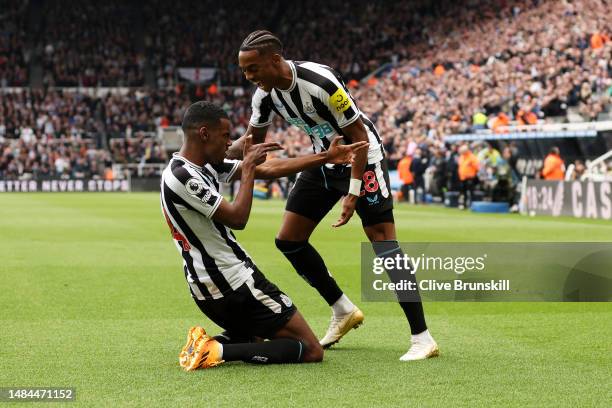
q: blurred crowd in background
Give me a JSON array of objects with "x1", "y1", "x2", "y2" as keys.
[{"x1": 1, "y1": 0, "x2": 611, "y2": 202}]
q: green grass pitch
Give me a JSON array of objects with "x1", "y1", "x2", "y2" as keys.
[{"x1": 1, "y1": 193, "x2": 611, "y2": 407}]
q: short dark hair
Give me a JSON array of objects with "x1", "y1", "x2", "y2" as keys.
[
  {"x1": 181, "y1": 101, "x2": 228, "y2": 131},
  {"x1": 240, "y1": 30, "x2": 283, "y2": 55}
]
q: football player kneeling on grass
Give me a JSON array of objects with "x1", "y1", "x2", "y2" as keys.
[{"x1": 160, "y1": 101, "x2": 368, "y2": 370}]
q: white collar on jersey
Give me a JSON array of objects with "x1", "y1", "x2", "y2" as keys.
[
  {"x1": 172, "y1": 152, "x2": 202, "y2": 169},
  {"x1": 276, "y1": 60, "x2": 297, "y2": 92}
]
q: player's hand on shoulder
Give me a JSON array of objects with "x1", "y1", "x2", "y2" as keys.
[
  {"x1": 325, "y1": 137, "x2": 369, "y2": 165},
  {"x1": 242, "y1": 135, "x2": 283, "y2": 167}
]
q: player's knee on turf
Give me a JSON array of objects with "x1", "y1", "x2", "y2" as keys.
[{"x1": 303, "y1": 341, "x2": 324, "y2": 363}]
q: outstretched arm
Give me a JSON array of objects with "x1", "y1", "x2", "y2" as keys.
[
  {"x1": 254, "y1": 154, "x2": 327, "y2": 179},
  {"x1": 254, "y1": 138, "x2": 369, "y2": 179},
  {"x1": 227, "y1": 137, "x2": 368, "y2": 181}
]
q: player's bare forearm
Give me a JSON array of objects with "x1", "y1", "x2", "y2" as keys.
[
  {"x1": 254, "y1": 139, "x2": 368, "y2": 180},
  {"x1": 350, "y1": 147, "x2": 368, "y2": 180},
  {"x1": 212, "y1": 163, "x2": 255, "y2": 230},
  {"x1": 342, "y1": 119, "x2": 369, "y2": 181},
  {"x1": 214, "y1": 136, "x2": 279, "y2": 230},
  {"x1": 231, "y1": 162, "x2": 256, "y2": 229},
  {"x1": 331, "y1": 119, "x2": 369, "y2": 228},
  {"x1": 225, "y1": 125, "x2": 269, "y2": 160},
  {"x1": 226, "y1": 135, "x2": 247, "y2": 160},
  {"x1": 255, "y1": 153, "x2": 327, "y2": 179},
  {"x1": 249, "y1": 125, "x2": 268, "y2": 144}
]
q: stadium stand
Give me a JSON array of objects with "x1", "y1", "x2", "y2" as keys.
[
  {"x1": 0, "y1": 0, "x2": 29, "y2": 86},
  {"x1": 40, "y1": 0, "x2": 145, "y2": 87},
  {"x1": 1, "y1": 0, "x2": 611, "y2": 193}
]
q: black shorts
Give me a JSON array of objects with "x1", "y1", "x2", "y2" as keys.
[
  {"x1": 192, "y1": 267, "x2": 297, "y2": 339},
  {"x1": 286, "y1": 160, "x2": 394, "y2": 227}
]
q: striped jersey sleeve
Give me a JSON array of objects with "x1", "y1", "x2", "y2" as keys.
[
  {"x1": 249, "y1": 88, "x2": 275, "y2": 128},
  {"x1": 296, "y1": 62, "x2": 360, "y2": 128},
  {"x1": 208, "y1": 159, "x2": 241, "y2": 183},
  {"x1": 165, "y1": 161, "x2": 222, "y2": 218}
]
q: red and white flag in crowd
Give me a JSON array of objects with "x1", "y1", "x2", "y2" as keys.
[{"x1": 177, "y1": 67, "x2": 216, "y2": 84}]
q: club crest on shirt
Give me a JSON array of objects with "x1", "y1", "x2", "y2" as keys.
[
  {"x1": 304, "y1": 101, "x2": 316, "y2": 114},
  {"x1": 185, "y1": 178, "x2": 205, "y2": 195}
]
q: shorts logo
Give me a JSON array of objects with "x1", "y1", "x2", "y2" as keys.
[
  {"x1": 185, "y1": 178, "x2": 205, "y2": 195},
  {"x1": 329, "y1": 88, "x2": 352, "y2": 113},
  {"x1": 280, "y1": 294, "x2": 293, "y2": 307},
  {"x1": 366, "y1": 194, "x2": 380, "y2": 205},
  {"x1": 252, "y1": 356, "x2": 269, "y2": 363}
]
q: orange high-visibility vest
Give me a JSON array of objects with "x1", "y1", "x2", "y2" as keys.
[
  {"x1": 459, "y1": 151, "x2": 479, "y2": 181},
  {"x1": 398, "y1": 156, "x2": 414, "y2": 185},
  {"x1": 542, "y1": 154, "x2": 565, "y2": 180}
]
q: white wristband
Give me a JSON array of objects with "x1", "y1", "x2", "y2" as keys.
[{"x1": 348, "y1": 178, "x2": 361, "y2": 196}]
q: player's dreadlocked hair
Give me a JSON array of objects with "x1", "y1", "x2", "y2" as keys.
[{"x1": 240, "y1": 30, "x2": 283, "y2": 55}]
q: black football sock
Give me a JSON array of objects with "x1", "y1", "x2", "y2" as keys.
[
  {"x1": 221, "y1": 339, "x2": 305, "y2": 364},
  {"x1": 373, "y1": 240, "x2": 428, "y2": 335},
  {"x1": 275, "y1": 239, "x2": 343, "y2": 305},
  {"x1": 213, "y1": 331, "x2": 257, "y2": 344}
]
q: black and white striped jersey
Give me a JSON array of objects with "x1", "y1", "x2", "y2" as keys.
[
  {"x1": 160, "y1": 153, "x2": 254, "y2": 300},
  {"x1": 249, "y1": 60, "x2": 384, "y2": 164}
]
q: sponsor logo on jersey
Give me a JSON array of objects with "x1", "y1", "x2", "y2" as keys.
[
  {"x1": 329, "y1": 88, "x2": 352, "y2": 113},
  {"x1": 286, "y1": 117, "x2": 335, "y2": 139}
]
